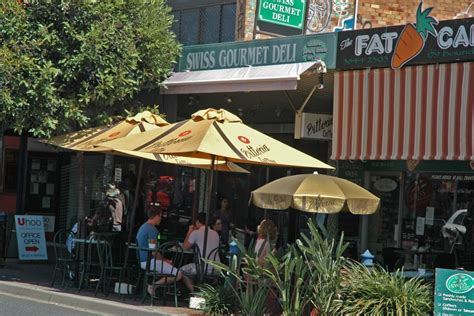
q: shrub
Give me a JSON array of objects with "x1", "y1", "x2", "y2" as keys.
[
  {"x1": 339, "y1": 261, "x2": 432, "y2": 315},
  {"x1": 297, "y1": 220, "x2": 348, "y2": 315},
  {"x1": 196, "y1": 283, "x2": 236, "y2": 315}
]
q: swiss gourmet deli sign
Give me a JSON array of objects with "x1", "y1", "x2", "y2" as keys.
[
  {"x1": 178, "y1": 32, "x2": 336, "y2": 71},
  {"x1": 336, "y1": 17, "x2": 474, "y2": 70},
  {"x1": 257, "y1": 0, "x2": 306, "y2": 30}
]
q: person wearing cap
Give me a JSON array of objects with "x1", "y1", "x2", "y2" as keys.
[{"x1": 105, "y1": 184, "x2": 124, "y2": 232}]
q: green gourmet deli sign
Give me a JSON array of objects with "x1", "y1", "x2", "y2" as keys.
[
  {"x1": 434, "y1": 268, "x2": 474, "y2": 315},
  {"x1": 178, "y1": 32, "x2": 336, "y2": 72},
  {"x1": 258, "y1": 0, "x2": 307, "y2": 30}
]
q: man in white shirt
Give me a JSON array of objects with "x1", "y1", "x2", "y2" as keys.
[{"x1": 181, "y1": 212, "x2": 221, "y2": 290}]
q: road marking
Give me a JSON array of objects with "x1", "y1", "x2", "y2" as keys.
[{"x1": 0, "y1": 291, "x2": 105, "y2": 315}]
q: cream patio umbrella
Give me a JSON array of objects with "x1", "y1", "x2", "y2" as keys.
[
  {"x1": 100, "y1": 108, "x2": 334, "y2": 261},
  {"x1": 99, "y1": 108, "x2": 334, "y2": 169},
  {"x1": 250, "y1": 174, "x2": 380, "y2": 215},
  {"x1": 46, "y1": 111, "x2": 249, "y2": 172},
  {"x1": 45, "y1": 110, "x2": 249, "y2": 266},
  {"x1": 46, "y1": 110, "x2": 170, "y2": 151}
]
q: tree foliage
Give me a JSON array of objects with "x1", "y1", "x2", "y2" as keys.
[{"x1": 0, "y1": 0, "x2": 181, "y2": 137}]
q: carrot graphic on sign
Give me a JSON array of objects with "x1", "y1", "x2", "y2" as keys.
[{"x1": 391, "y1": 1, "x2": 438, "y2": 69}]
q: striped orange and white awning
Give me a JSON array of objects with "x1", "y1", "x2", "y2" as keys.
[{"x1": 332, "y1": 62, "x2": 474, "y2": 161}]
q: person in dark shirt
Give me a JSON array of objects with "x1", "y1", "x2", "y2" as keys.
[{"x1": 214, "y1": 197, "x2": 232, "y2": 245}]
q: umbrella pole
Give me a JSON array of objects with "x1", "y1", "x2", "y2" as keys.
[
  {"x1": 123, "y1": 158, "x2": 144, "y2": 267},
  {"x1": 201, "y1": 155, "x2": 215, "y2": 280}
]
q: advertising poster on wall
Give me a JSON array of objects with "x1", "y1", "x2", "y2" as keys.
[{"x1": 434, "y1": 268, "x2": 474, "y2": 315}]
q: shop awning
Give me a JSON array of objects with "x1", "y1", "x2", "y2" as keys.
[
  {"x1": 161, "y1": 61, "x2": 323, "y2": 94},
  {"x1": 332, "y1": 62, "x2": 474, "y2": 161}
]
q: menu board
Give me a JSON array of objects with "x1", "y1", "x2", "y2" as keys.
[{"x1": 434, "y1": 268, "x2": 474, "y2": 315}]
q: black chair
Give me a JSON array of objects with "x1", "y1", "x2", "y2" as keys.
[
  {"x1": 94, "y1": 235, "x2": 130, "y2": 296},
  {"x1": 382, "y1": 247, "x2": 405, "y2": 272},
  {"x1": 147, "y1": 241, "x2": 183, "y2": 307},
  {"x1": 201, "y1": 246, "x2": 226, "y2": 285},
  {"x1": 51, "y1": 229, "x2": 77, "y2": 288}
]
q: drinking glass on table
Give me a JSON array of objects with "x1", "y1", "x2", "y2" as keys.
[{"x1": 148, "y1": 239, "x2": 157, "y2": 249}]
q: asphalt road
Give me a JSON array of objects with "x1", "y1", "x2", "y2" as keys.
[{"x1": 0, "y1": 292, "x2": 101, "y2": 316}]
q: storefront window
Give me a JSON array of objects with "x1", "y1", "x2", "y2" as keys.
[
  {"x1": 171, "y1": 3, "x2": 237, "y2": 45},
  {"x1": 2, "y1": 149, "x2": 19, "y2": 192},
  {"x1": 402, "y1": 173, "x2": 473, "y2": 253}
]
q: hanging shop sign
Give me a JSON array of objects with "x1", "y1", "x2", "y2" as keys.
[
  {"x1": 15, "y1": 215, "x2": 48, "y2": 260},
  {"x1": 257, "y1": 0, "x2": 307, "y2": 32},
  {"x1": 295, "y1": 112, "x2": 332, "y2": 140},
  {"x1": 336, "y1": 16, "x2": 474, "y2": 70},
  {"x1": 434, "y1": 268, "x2": 474, "y2": 315},
  {"x1": 179, "y1": 32, "x2": 336, "y2": 71}
]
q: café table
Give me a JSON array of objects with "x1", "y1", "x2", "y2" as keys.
[{"x1": 73, "y1": 236, "x2": 108, "y2": 291}]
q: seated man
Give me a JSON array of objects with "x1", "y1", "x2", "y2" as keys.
[
  {"x1": 181, "y1": 212, "x2": 221, "y2": 287},
  {"x1": 136, "y1": 207, "x2": 192, "y2": 294}
]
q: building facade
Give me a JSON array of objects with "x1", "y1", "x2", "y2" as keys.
[{"x1": 160, "y1": 0, "x2": 474, "y2": 265}]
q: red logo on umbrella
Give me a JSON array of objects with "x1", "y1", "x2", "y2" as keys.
[
  {"x1": 179, "y1": 130, "x2": 192, "y2": 137},
  {"x1": 238, "y1": 136, "x2": 250, "y2": 144},
  {"x1": 108, "y1": 132, "x2": 121, "y2": 138}
]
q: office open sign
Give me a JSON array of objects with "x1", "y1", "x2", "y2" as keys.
[
  {"x1": 15, "y1": 215, "x2": 48, "y2": 260},
  {"x1": 258, "y1": 0, "x2": 307, "y2": 30}
]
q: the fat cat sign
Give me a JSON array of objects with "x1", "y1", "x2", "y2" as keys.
[{"x1": 337, "y1": 15, "x2": 474, "y2": 70}]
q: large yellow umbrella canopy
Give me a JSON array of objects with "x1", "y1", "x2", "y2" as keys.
[
  {"x1": 99, "y1": 108, "x2": 332, "y2": 261},
  {"x1": 47, "y1": 111, "x2": 169, "y2": 151},
  {"x1": 112, "y1": 149, "x2": 249, "y2": 173},
  {"x1": 100, "y1": 108, "x2": 334, "y2": 169},
  {"x1": 251, "y1": 174, "x2": 380, "y2": 215},
  {"x1": 46, "y1": 111, "x2": 248, "y2": 173}
]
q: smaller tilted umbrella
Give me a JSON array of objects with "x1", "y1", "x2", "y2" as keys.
[{"x1": 251, "y1": 174, "x2": 380, "y2": 215}]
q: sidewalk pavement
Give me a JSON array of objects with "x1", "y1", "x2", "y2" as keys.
[{"x1": 0, "y1": 259, "x2": 201, "y2": 315}]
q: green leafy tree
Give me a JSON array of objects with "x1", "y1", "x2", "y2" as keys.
[{"x1": 0, "y1": 0, "x2": 181, "y2": 138}]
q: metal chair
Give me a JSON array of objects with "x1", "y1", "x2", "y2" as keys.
[
  {"x1": 94, "y1": 235, "x2": 130, "y2": 296},
  {"x1": 51, "y1": 229, "x2": 77, "y2": 288},
  {"x1": 147, "y1": 241, "x2": 183, "y2": 307},
  {"x1": 201, "y1": 246, "x2": 226, "y2": 285}
]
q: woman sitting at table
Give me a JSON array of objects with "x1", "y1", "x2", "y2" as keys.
[
  {"x1": 254, "y1": 219, "x2": 278, "y2": 266},
  {"x1": 136, "y1": 206, "x2": 193, "y2": 295},
  {"x1": 211, "y1": 217, "x2": 223, "y2": 243}
]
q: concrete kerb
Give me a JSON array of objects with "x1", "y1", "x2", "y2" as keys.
[{"x1": 0, "y1": 281, "x2": 198, "y2": 315}]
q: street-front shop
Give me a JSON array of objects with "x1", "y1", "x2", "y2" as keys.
[
  {"x1": 160, "y1": 32, "x2": 338, "y2": 239},
  {"x1": 333, "y1": 17, "x2": 474, "y2": 271}
]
